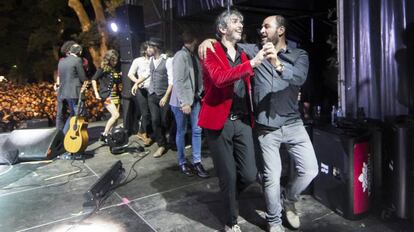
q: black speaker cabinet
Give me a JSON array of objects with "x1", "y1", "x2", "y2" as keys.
[
  {"x1": 383, "y1": 116, "x2": 414, "y2": 219},
  {"x1": 83, "y1": 161, "x2": 125, "y2": 208},
  {"x1": 116, "y1": 5, "x2": 145, "y2": 62},
  {"x1": 2, "y1": 128, "x2": 64, "y2": 161},
  {"x1": 121, "y1": 62, "x2": 133, "y2": 98},
  {"x1": 313, "y1": 125, "x2": 372, "y2": 220}
]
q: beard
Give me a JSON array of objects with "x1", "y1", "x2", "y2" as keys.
[{"x1": 261, "y1": 33, "x2": 279, "y2": 45}]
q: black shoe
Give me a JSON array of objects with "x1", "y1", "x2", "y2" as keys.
[
  {"x1": 193, "y1": 162, "x2": 210, "y2": 178},
  {"x1": 180, "y1": 163, "x2": 194, "y2": 177},
  {"x1": 100, "y1": 133, "x2": 108, "y2": 145}
]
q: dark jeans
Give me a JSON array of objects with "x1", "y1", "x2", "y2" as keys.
[
  {"x1": 148, "y1": 93, "x2": 170, "y2": 147},
  {"x1": 206, "y1": 118, "x2": 258, "y2": 227},
  {"x1": 136, "y1": 88, "x2": 152, "y2": 134}
]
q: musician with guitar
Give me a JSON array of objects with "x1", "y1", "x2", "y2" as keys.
[
  {"x1": 91, "y1": 50, "x2": 122, "y2": 144},
  {"x1": 56, "y1": 43, "x2": 88, "y2": 134}
]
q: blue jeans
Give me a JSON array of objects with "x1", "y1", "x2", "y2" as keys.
[
  {"x1": 56, "y1": 98, "x2": 82, "y2": 134},
  {"x1": 256, "y1": 120, "x2": 318, "y2": 226},
  {"x1": 171, "y1": 101, "x2": 202, "y2": 166}
]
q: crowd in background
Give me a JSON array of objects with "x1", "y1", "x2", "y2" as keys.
[{"x1": 0, "y1": 79, "x2": 106, "y2": 132}]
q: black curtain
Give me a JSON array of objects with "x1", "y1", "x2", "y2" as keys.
[{"x1": 342, "y1": 0, "x2": 414, "y2": 118}]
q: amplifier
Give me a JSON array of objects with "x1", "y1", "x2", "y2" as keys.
[
  {"x1": 312, "y1": 125, "x2": 371, "y2": 220},
  {"x1": 383, "y1": 116, "x2": 414, "y2": 219}
]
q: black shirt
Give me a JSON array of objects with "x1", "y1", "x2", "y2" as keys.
[{"x1": 220, "y1": 42, "x2": 249, "y2": 116}]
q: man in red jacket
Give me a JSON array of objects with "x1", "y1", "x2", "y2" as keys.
[{"x1": 198, "y1": 9, "x2": 265, "y2": 232}]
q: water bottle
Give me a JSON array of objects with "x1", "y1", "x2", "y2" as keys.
[
  {"x1": 316, "y1": 105, "x2": 321, "y2": 118},
  {"x1": 331, "y1": 105, "x2": 337, "y2": 125},
  {"x1": 336, "y1": 106, "x2": 343, "y2": 120}
]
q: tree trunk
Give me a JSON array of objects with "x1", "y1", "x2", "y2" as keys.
[
  {"x1": 91, "y1": 0, "x2": 108, "y2": 58},
  {"x1": 68, "y1": 0, "x2": 101, "y2": 68}
]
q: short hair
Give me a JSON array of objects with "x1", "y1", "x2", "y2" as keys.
[
  {"x1": 215, "y1": 9, "x2": 243, "y2": 39},
  {"x1": 273, "y1": 15, "x2": 288, "y2": 30},
  {"x1": 69, "y1": 43, "x2": 82, "y2": 56},
  {"x1": 181, "y1": 30, "x2": 197, "y2": 44}
]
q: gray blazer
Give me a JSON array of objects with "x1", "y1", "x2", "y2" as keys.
[
  {"x1": 170, "y1": 46, "x2": 203, "y2": 107},
  {"x1": 57, "y1": 55, "x2": 87, "y2": 99}
]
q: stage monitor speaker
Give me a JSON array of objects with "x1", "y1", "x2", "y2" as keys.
[
  {"x1": 83, "y1": 160, "x2": 125, "y2": 208},
  {"x1": 2, "y1": 128, "x2": 64, "y2": 162},
  {"x1": 0, "y1": 132, "x2": 18, "y2": 165}
]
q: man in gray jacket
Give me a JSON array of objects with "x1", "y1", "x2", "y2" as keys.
[
  {"x1": 170, "y1": 31, "x2": 209, "y2": 178},
  {"x1": 56, "y1": 43, "x2": 87, "y2": 133}
]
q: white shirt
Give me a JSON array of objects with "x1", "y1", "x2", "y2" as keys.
[
  {"x1": 150, "y1": 54, "x2": 173, "y2": 86},
  {"x1": 128, "y1": 56, "x2": 151, "y2": 89}
]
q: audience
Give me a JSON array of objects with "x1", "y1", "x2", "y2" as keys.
[{"x1": 0, "y1": 80, "x2": 105, "y2": 132}]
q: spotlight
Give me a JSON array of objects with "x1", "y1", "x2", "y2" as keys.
[{"x1": 110, "y1": 22, "x2": 118, "y2": 33}]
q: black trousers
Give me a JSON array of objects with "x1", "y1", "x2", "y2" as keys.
[
  {"x1": 206, "y1": 118, "x2": 258, "y2": 226},
  {"x1": 122, "y1": 97, "x2": 140, "y2": 135},
  {"x1": 148, "y1": 93, "x2": 170, "y2": 146},
  {"x1": 136, "y1": 88, "x2": 152, "y2": 135}
]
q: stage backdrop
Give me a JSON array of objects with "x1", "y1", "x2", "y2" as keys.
[{"x1": 340, "y1": 0, "x2": 414, "y2": 118}]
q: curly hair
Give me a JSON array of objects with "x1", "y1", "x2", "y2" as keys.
[
  {"x1": 60, "y1": 40, "x2": 76, "y2": 55},
  {"x1": 101, "y1": 49, "x2": 119, "y2": 70}
]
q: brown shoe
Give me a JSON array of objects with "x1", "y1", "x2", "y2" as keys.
[
  {"x1": 143, "y1": 137, "x2": 153, "y2": 147},
  {"x1": 136, "y1": 132, "x2": 145, "y2": 141},
  {"x1": 152, "y1": 146, "x2": 166, "y2": 158}
]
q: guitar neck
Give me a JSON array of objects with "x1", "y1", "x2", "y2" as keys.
[{"x1": 75, "y1": 82, "x2": 87, "y2": 118}]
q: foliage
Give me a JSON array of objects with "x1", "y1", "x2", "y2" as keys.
[
  {"x1": 0, "y1": 0, "x2": 124, "y2": 82},
  {"x1": 0, "y1": 0, "x2": 79, "y2": 82},
  {"x1": 326, "y1": 8, "x2": 338, "y2": 68}
]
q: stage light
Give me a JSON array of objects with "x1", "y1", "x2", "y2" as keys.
[{"x1": 110, "y1": 22, "x2": 118, "y2": 33}]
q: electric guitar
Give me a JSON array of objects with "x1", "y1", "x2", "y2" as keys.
[{"x1": 64, "y1": 82, "x2": 89, "y2": 154}]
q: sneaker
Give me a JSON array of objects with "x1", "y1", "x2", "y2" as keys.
[
  {"x1": 268, "y1": 223, "x2": 285, "y2": 232},
  {"x1": 283, "y1": 200, "x2": 300, "y2": 229},
  {"x1": 224, "y1": 224, "x2": 242, "y2": 232}
]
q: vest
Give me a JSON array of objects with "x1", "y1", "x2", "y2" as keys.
[{"x1": 149, "y1": 58, "x2": 168, "y2": 95}]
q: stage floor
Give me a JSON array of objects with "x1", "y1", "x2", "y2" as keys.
[{"x1": 0, "y1": 122, "x2": 412, "y2": 232}]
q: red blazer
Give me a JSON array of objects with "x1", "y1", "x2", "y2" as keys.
[{"x1": 198, "y1": 42, "x2": 254, "y2": 130}]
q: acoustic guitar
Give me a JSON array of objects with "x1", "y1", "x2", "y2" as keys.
[{"x1": 64, "y1": 82, "x2": 89, "y2": 154}]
